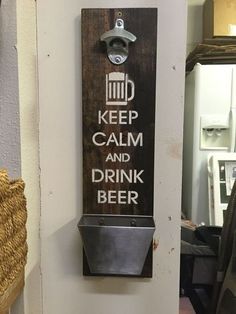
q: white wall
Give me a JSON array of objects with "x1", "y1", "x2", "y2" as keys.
[
  {"x1": 187, "y1": 0, "x2": 205, "y2": 54},
  {"x1": 37, "y1": 1, "x2": 187, "y2": 313},
  {"x1": 16, "y1": 0, "x2": 42, "y2": 313},
  {"x1": 0, "y1": 0, "x2": 21, "y2": 177}
]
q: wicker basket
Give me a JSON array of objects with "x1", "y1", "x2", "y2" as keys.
[{"x1": 0, "y1": 170, "x2": 27, "y2": 313}]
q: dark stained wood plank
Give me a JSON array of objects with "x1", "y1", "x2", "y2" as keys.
[{"x1": 82, "y1": 8, "x2": 157, "y2": 277}]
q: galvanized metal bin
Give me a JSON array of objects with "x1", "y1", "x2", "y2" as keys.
[{"x1": 78, "y1": 214, "x2": 155, "y2": 276}]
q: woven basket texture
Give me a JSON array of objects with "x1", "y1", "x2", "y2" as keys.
[{"x1": 0, "y1": 169, "x2": 27, "y2": 298}]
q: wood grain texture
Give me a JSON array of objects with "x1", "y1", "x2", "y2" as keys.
[{"x1": 82, "y1": 8, "x2": 157, "y2": 277}]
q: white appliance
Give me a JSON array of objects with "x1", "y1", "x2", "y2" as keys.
[
  {"x1": 182, "y1": 63, "x2": 236, "y2": 225},
  {"x1": 208, "y1": 153, "x2": 236, "y2": 226}
]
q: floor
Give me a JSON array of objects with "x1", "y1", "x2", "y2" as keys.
[{"x1": 179, "y1": 297, "x2": 196, "y2": 314}]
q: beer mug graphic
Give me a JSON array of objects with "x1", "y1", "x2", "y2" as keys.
[{"x1": 106, "y1": 72, "x2": 135, "y2": 106}]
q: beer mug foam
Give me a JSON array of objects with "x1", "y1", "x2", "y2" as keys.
[{"x1": 106, "y1": 72, "x2": 135, "y2": 106}]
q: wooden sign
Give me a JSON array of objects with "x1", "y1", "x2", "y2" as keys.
[{"x1": 82, "y1": 8, "x2": 157, "y2": 277}]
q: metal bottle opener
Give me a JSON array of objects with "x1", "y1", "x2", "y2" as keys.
[{"x1": 100, "y1": 19, "x2": 137, "y2": 65}]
